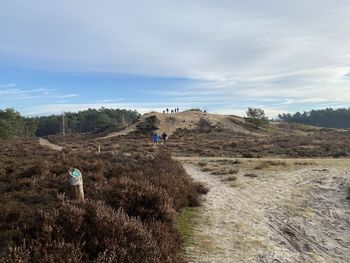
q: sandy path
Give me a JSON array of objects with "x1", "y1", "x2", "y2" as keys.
[
  {"x1": 183, "y1": 164, "x2": 350, "y2": 263},
  {"x1": 39, "y1": 138, "x2": 63, "y2": 151}
]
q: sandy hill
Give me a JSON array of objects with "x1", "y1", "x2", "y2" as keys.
[{"x1": 100, "y1": 110, "x2": 259, "y2": 139}]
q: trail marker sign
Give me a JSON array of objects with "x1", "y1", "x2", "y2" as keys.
[{"x1": 68, "y1": 168, "x2": 85, "y2": 202}]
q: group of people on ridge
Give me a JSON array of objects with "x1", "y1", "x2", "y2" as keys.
[
  {"x1": 163, "y1": 107, "x2": 179, "y2": 114},
  {"x1": 153, "y1": 131, "x2": 168, "y2": 145}
]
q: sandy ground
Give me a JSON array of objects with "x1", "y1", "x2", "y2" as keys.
[
  {"x1": 181, "y1": 159, "x2": 350, "y2": 263},
  {"x1": 39, "y1": 138, "x2": 63, "y2": 151}
]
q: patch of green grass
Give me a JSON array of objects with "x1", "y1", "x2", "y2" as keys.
[{"x1": 175, "y1": 207, "x2": 201, "y2": 245}]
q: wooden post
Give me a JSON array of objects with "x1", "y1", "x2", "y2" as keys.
[{"x1": 68, "y1": 168, "x2": 84, "y2": 202}]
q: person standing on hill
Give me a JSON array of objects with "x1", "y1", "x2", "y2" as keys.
[
  {"x1": 166, "y1": 108, "x2": 169, "y2": 113},
  {"x1": 162, "y1": 131, "x2": 168, "y2": 144},
  {"x1": 177, "y1": 107, "x2": 179, "y2": 113},
  {"x1": 153, "y1": 132, "x2": 159, "y2": 145}
]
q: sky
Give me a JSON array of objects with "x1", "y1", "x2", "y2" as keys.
[{"x1": 1, "y1": 0, "x2": 350, "y2": 117}]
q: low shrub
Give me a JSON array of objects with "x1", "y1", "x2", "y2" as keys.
[
  {"x1": 2, "y1": 200, "x2": 161, "y2": 263},
  {"x1": 224, "y1": 176, "x2": 237, "y2": 182},
  {"x1": 104, "y1": 177, "x2": 174, "y2": 222},
  {"x1": 197, "y1": 118, "x2": 211, "y2": 133},
  {"x1": 198, "y1": 161, "x2": 207, "y2": 167},
  {"x1": 228, "y1": 168, "x2": 239, "y2": 174},
  {"x1": 193, "y1": 182, "x2": 209, "y2": 195},
  {"x1": 333, "y1": 151, "x2": 348, "y2": 158},
  {"x1": 0, "y1": 140, "x2": 205, "y2": 262},
  {"x1": 136, "y1": 115, "x2": 160, "y2": 134},
  {"x1": 244, "y1": 173, "x2": 259, "y2": 178}
]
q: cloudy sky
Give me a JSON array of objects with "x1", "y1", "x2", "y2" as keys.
[{"x1": 1, "y1": 0, "x2": 350, "y2": 116}]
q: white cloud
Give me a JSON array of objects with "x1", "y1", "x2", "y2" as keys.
[
  {"x1": 1, "y1": 0, "x2": 350, "y2": 111},
  {"x1": 0, "y1": 87, "x2": 79, "y2": 102},
  {"x1": 0, "y1": 83, "x2": 16, "y2": 88}
]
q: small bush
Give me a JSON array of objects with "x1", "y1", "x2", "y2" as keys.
[
  {"x1": 244, "y1": 173, "x2": 258, "y2": 178},
  {"x1": 136, "y1": 115, "x2": 160, "y2": 134},
  {"x1": 245, "y1": 107, "x2": 269, "y2": 128},
  {"x1": 198, "y1": 161, "x2": 207, "y2": 167},
  {"x1": 193, "y1": 182, "x2": 209, "y2": 195},
  {"x1": 225, "y1": 176, "x2": 237, "y2": 182},
  {"x1": 198, "y1": 118, "x2": 211, "y2": 133},
  {"x1": 242, "y1": 152, "x2": 254, "y2": 158},
  {"x1": 104, "y1": 177, "x2": 174, "y2": 222},
  {"x1": 228, "y1": 168, "x2": 239, "y2": 174},
  {"x1": 254, "y1": 163, "x2": 269, "y2": 170},
  {"x1": 333, "y1": 151, "x2": 348, "y2": 158}
]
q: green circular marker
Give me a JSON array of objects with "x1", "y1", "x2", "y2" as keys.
[{"x1": 71, "y1": 169, "x2": 81, "y2": 177}]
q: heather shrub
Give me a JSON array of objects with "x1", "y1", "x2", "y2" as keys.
[
  {"x1": 0, "y1": 140, "x2": 205, "y2": 262},
  {"x1": 146, "y1": 221, "x2": 184, "y2": 263},
  {"x1": 104, "y1": 177, "x2": 174, "y2": 222},
  {"x1": 193, "y1": 182, "x2": 209, "y2": 195},
  {"x1": 198, "y1": 118, "x2": 211, "y2": 132},
  {"x1": 3, "y1": 240, "x2": 84, "y2": 263},
  {"x1": 2, "y1": 200, "x2": 162, "y2": 263}
]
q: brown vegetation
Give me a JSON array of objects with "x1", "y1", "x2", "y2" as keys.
[
  {"x1": 168, "y1": 123, "x2": 350, "y2": 158},
  {"x1": 0, "y1": 139, "x2": 205, "y2": 262},
  {"x1": 244, "y1": 173, "x2": 259, "y2": 178}
]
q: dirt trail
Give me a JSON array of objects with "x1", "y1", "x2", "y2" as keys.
[
  {"x1": 183, "y1": 163, "x2": 350, "y2": 263},
  {"x1": 39, "y1": 138, "x2": 63, "y2": 151}
]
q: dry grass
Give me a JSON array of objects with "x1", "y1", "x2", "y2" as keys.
[{"x1": 254, "y1": 160, "x2": 288, "y2": 170}]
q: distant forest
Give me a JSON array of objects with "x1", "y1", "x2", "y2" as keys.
[
  {"x1": 278, "y1": 108, "x2": 350, "y2": 128},
  {"x1": 0, "y1": 108, "x2": 140, "y2": 139}
]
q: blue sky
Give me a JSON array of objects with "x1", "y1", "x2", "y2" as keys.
[{"x1": 1, "y1": 0, "x2": 350, "y2": 116}]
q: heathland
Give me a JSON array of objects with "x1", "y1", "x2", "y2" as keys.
[{"x1": 1, "y1": 109, "x2": 350, "y2": 262}]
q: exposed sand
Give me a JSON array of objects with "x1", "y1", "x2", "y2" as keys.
[
  {"x1": 39, "y1": 138, "x2": 63, "y2": 151},
  {"x1": 99, "y1": 111, "x2": 256, "y2": 139},
  {"x1": 182, "y1": 160, "x2": 350, "y2": 263}
]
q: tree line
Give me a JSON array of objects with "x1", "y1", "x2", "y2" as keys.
[
  {"x1": 0, "y1": 108, "x2": 140, "y2": 139},
  {"x1": 278, "y1": 108, "x2": 350, "y2": 128}
]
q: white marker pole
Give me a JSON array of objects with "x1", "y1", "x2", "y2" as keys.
[{"x1": 69, "y1": 168, "x2": 84, "y2": 202}]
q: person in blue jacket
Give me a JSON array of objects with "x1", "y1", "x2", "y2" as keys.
[{"x1": 153, "y1": 132, "x2": 160, "y2": 145}]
